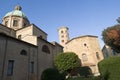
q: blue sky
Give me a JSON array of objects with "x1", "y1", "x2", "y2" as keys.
[{"x1": 0, "y1": 0, "x2": 120, "y2": 48}]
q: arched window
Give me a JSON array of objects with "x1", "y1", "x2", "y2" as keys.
[
  {"x1": 84, "y1": 43, "x2": 87, "y2": 46},
  {"x1": 96, "y1": 52, "x2": 100, "y2": 59},
  {"x1": 42, "y1": 45, "x2": 50, "y2": 54},
  {"x1": 20, "y1": 49, "x2": 27, "y2": 56},
  {"x1": 61, "y1": 30, "x2": 63, "y2": 33},
  {"x1": 82, "y1": 53, "x2": 88, "y2": 61}
]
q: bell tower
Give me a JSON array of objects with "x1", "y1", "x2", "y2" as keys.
[{"x1": 58, "y1": 26, "x2": 69, "y2": 47}]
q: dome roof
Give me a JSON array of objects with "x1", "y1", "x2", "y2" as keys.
[{"x1": 4, "y1": 5, "x2": 27, "y2": 19}]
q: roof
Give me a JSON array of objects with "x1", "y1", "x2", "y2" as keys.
[
  {"x1": 0, "y1": 33, "x2": 37, "y2": 47},
  {"x1": 51, "y1": 41, "x2": 63, "y2": 48},
  {"x1": 66, "y1": 35, "x2": 98, "y2": 44},
  {"x1": 31, "y1": 24, "x2": 47, "y2": 35},
  {"x1": 0, "y1": 23, "x2": 14, "y2": 30},
  {"x1": 4, "y1": 5, "x2": 27, "y2": 19},
  {"x1": 37, "y1": 37, "x2": 54, "y2": 47},
  {"x1": 16, "y1": 24, "x2": 47, "y2": 35},
  {"x1": 58, "y1": 26, "x2": 69, "y2": 30},
  {"x1": 4, "y1": 10, "x2": 27, "y2": 19}
]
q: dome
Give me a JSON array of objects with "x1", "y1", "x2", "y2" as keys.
[{"x1": 4, "y1": 5, "x2": 27, "y2": 19}]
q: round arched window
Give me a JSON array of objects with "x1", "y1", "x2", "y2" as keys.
[
  {"x1": 20, "y1": 49, "x2": 27, "y2": 56},
  {"x1": 82, "y1": 53, "x2": 88, "y2": 61},
  {"x1": 42, "y1": 45, "x2": 50, "y2": 54}
]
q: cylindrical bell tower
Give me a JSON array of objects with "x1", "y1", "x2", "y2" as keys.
[{"x1": 58, "y1": 26, "x2": 69, "y2": 47}]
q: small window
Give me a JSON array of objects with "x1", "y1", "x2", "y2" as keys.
[
  {"x1": 61, "y1": 40, "x2": 64, "y2": 43},
  {"x1": 96, "y1": 52, "x2": 100, "y2": 59},
  {"x1": 30, "y1": 62, "x2": 34, "y2": 73},
  {"x1": 82, "y1": 54, "x2": 88, "y2": 62},
  {"x1": 5, "y1": 21, "x2": 8, "y2": 26},
  {"x1": 7, "y1": 60, "x2": 14, "y2": 76},
  {"x1": 61, "y1": 30, "x2": 63, "y2": 33},
  {"x1": 61, "y1": 35, "x2": 64, "y2": 38},
  {"x1": 13, "y1": 20, "x2": 18, "y2": 27},
  {"x1": 20, "y1": 49, "x2": 27, "y2": 56},
  {"x1": 42, "y1": 45, "x2": 50, "y2": 54},
  {"x1": 18, "y1": 35, "x2": 22, "y2": 39},
  {"x1": 84, "y1": 43, "x2": 87, "y2": 46}
]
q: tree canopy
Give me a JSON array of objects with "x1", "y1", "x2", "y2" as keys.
[
  {"x1": 54, "y1": 52, "x2": 81, "y2": 73},
  {"x1": 41, "y1": 68, "x2": 61, "y2": 80},
  {"x1": 102, "y1": 24, "x2": 120, "y2": 53}
]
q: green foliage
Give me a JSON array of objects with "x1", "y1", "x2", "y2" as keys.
[
  {"x1": 41, "y1": 68, "x2": 62, "y2": 80},
  {"x1": 66, "y1": 76, "x2": 100, "y2": 80},
  {"x1": 54, "y1": 52, "x2": 81, "y2": 73},
  {"x1": 98, "y1": 56, "x2": 120, "y2": 80},
  {"x1": 79, "y1": 66, "x2": 92, "y2": 77},
  {"x1": 102, "y1": 24, "x2": 120, "y2": 53}
]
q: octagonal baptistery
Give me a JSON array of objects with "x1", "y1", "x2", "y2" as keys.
[{"x1": 2, "y1": 5, "x2": 30, "y2": 30}]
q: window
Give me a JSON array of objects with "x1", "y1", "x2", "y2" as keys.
[
  {"x1": 18, "y1": 35, "x2": 22, "y2": 39},
  {"x1": 20, "y1": 49, "x2": 27, "y2": 56},
  {"x1": 82, "y1": 54, "x2": 88, "y2": 61},
  {"x1": 30, "y1": 62, "x2": 34, "y2": 73},
  {"x1": 7, "y1": 60, "x2": 14, "y2": 76},
  {"x1": 96, "y1": 52, "x2": 100, "y2": 59},
  {"x1": 5, "y1": 21, "x2": 8, "y2": 26},
  {"x1": 42, "y1": 45, "x2": 50, "y2": 54},
  {"x1": 84, "y1": 43, "x2": 87, "y2": 46},
  {"x1": 61, "y1": 40, "x2": 64, "y2": 43},
  {"x1": 13, "y1": 20, "x2": 18, "y2": 27},
  {"x1": 61, "y1": 30, "x2": 63, "y2": 33},
  {"x1": 61, "y1": 35, "x2": 64, "y2": 38}
]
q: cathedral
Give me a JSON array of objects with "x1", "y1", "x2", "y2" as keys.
[
  {"x1": 0, "y1": 5, "x2": 63, "y2": 80},
  {"x1": 0, "y1": 5, "x2": 104, "y2": 80},
  {"x1": 58, "y1": 27, "x2": 104, "y2": 76}
]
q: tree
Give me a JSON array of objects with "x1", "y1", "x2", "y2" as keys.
[
  {"x1": 41, "y1": 68, "x2": 62, "y2": 80},
  {"x1": 102, "y1": 24, "x2": 120, "y2": 53},
  {"x1": 54, "y1": 52, "x2": 81, "y2": 76},
  {"x1": 98, "y1": 56, "x2": 120, "y2": 80}
]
